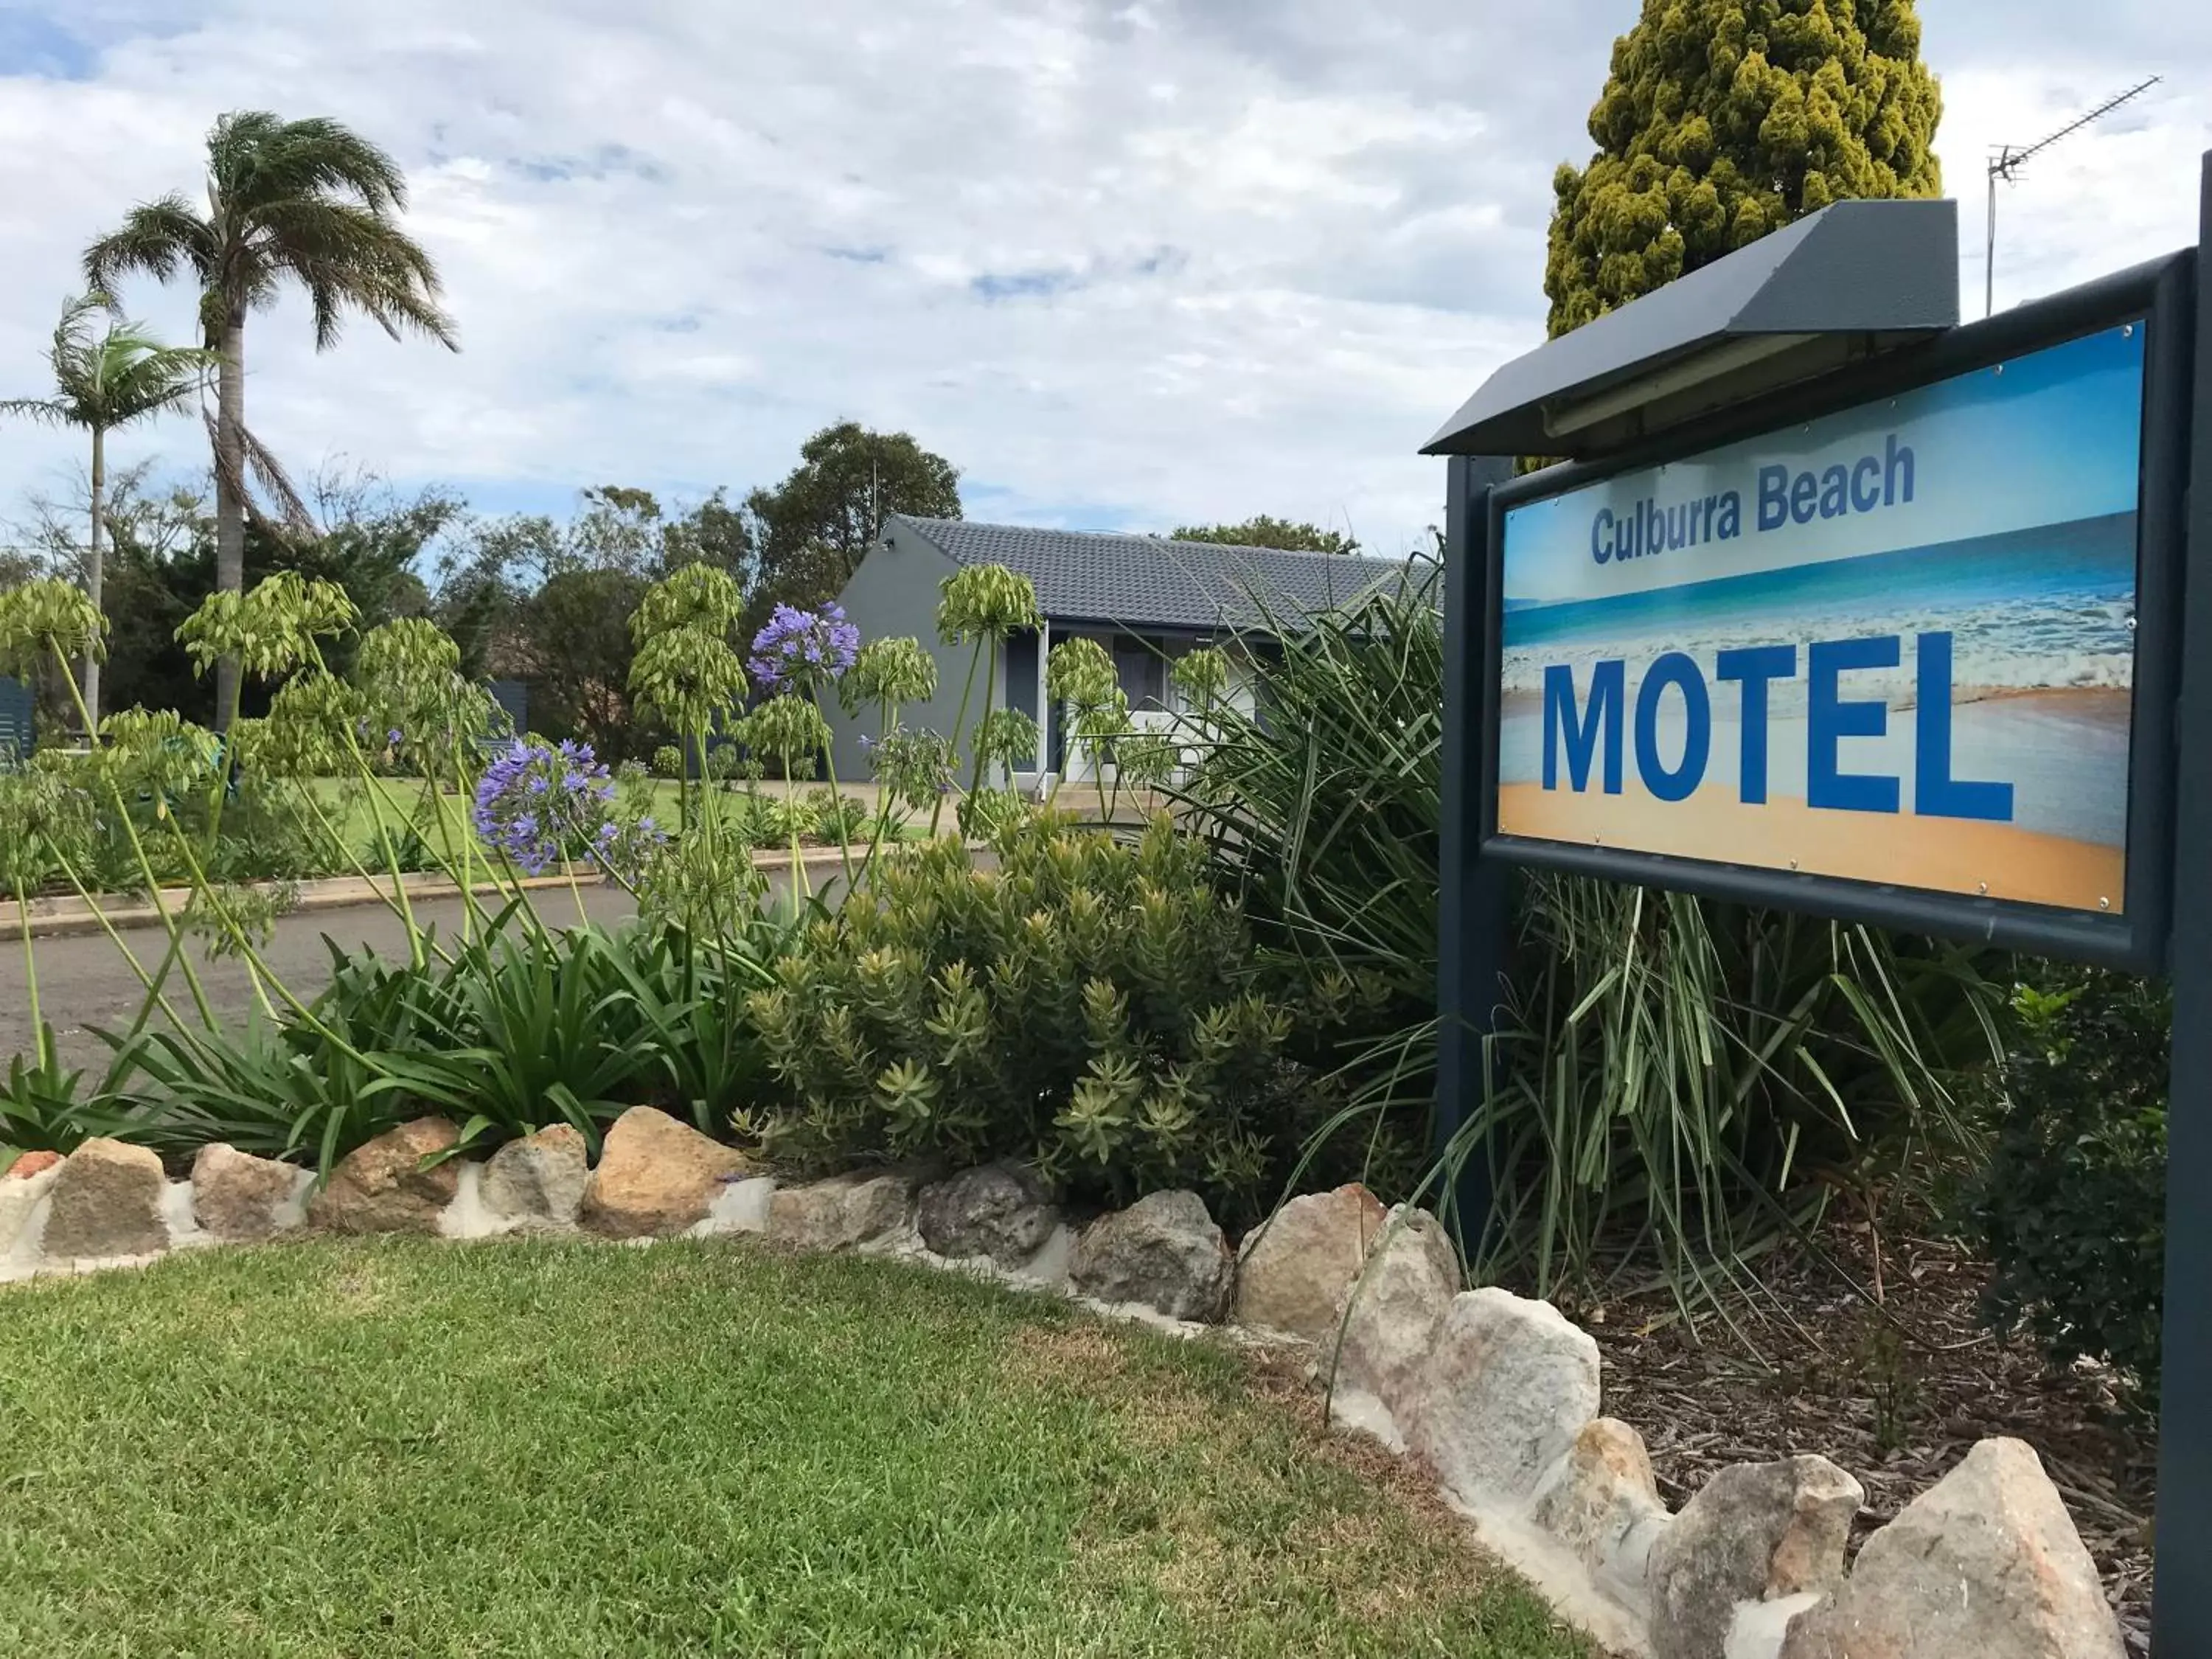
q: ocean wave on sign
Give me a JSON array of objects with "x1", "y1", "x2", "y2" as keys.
[{"x1": 1500, "y1": 593, "x2": 2133, "y2": 710}]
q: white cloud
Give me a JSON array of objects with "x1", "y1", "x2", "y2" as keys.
[{"x1": 0, "y1": 0, "x2": 2205, "y2": 560}]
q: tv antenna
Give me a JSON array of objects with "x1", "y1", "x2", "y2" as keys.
[{"x1": 1985, "y1": 76, "x2": 2160, "y2": 317}]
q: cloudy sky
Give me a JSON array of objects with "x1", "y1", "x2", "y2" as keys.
[{"x1": 0, "y1": 1, "x2": 2205, "y2": 560}]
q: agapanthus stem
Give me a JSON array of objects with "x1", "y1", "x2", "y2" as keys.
[
  {"x1": 443, "y1": 748, "x2": 477, "y2": 944},
  {"x1": 282, "y1": 777, "x2": 456, "y2": 968},
  {"x1": 14, "y1": 874, "x2": 46, "y2": 1071},
  {"x1": 965, "y1": 644, "x2": 999, "y2": 827},
  {"x1": 341, "y1": 734, "x2": 427, "y2": 971},
  {"x1": 1093, "y1": 717, "x2": 1110, "y2": 823},
  {"x1": 931, "y1": 636, "x2": 985, "y2": 840},
  {"x1": 789, "y1": 798, "x2": 811, "y2": 902},
  {"x1": 855, "y1": 700, "x2": 897, "y2": 901},
  {"x1": 58, "y1": 859, "x2": 200, "y2": 1045},
  {"x1": 50, "y1": 643, "x2": 218, "y2": 1034},
  {"x1": 164, "y1": 835, "x2": 279, "y2": 1021},
  {"x1": 812, "y1": 688, "x2": 859, "y2": 899}
]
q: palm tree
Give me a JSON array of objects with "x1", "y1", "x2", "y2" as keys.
[
  {"x1": 1, "y1": 293, "x2": 218, "y2": 728},
  {"x1": 84, "y1": 111, "x2": 458, "y2": 727}
]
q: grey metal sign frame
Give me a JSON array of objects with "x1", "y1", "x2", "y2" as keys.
[{"x1": 1473, "y1": 253, "x2": 2191, "y2": 971}]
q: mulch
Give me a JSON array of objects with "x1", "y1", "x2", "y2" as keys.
[{"x1": 1558, "y1": 1220, "x2": 2157, "y2": 1655}]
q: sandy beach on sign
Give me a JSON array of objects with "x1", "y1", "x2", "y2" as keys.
[
  {"x1": 1496, "y1": 678, "x2": 2132, "y2": 911},
  {"x1": 1497, "y1": 783, "x2": 2124, "y2": 912}
]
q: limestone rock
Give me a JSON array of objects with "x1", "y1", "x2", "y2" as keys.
[
  {"x1": 1069, "y1": 1189, "x2": 1234, "y2": 1322},
  {"x1": 1407, "y1": 1286, "x2": 1602, "y2": 1509},
  {"x1": 1533, "y1": 1416, "x2": 1673, "y2": 1604},
  {"x1": 309, "y1": 1117, "x2": 462, "y2": 1236},
  {"x1": 0, "y1": 1159, "x2": 60, "y2": 1260},
  {"x1": 1778, "y1": 1438, "x2": 2124, "y2": 1659},
  {"x1": 4, "y1": 1149, "x2": 61, "y2": 1180},
  {"x1": 580, "y1": 1106, "x2": 748, "y2": 1238},
  {"x1": 190, "y1": 1143, "x2": 306, "y2": 1242},
  {"x1": 768, "y1": 1169, "x2": 920, "y2": 1253},
  {"x1": 690, "y1": 1175, "x2": 777, "y2": 1237},
  {"x1": 43, "y1": 1137, "x2": 168, "y2": 1259},
  {"x1": 1232, "y1": 1182, "x2": 1385, "y2": 1342},
  {"x1": 482, "y1": 1124, "x2": 589, "y2": 1227},
  {"x1": 915, "y1": 1161, "x2": 1058, "y2": 1266},
  {"x1": 1324, "y1": 1205, "x2": 1461, "y2": 1419},
  {"x1": 1647, "y1": 1453, "x2": 1863, "y2": 1659}
]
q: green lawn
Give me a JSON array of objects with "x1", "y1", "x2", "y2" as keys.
[{"x1": 0, "y1": 1239, "x2": 1585, "y2": 1658}]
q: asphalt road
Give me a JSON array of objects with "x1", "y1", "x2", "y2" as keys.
[{"x1": 1, "y1": 858, "x2": 849, "y2": 1077}]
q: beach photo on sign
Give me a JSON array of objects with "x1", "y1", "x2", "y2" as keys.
[{"x1": 1497, "y1": 324, "x2": 2145, "y2": 915}]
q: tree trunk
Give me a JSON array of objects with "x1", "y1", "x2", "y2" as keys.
[
  {"x1": 213, "y1": 310, "x2": 248, "y2": 731},
  {"x1": 83, "y1": 423, "x2": 105, "y2": 732}
]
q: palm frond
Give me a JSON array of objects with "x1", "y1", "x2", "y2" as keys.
[
  {"x1": 1, "y1": 293, "x2": 212, "y2": 434},
  {"x1": 0, "y1": 397, "x2": 69, "y2": 426},
  {"x1": 204, "y1": 408, "x2": 317, "y2": 537},
  {"x1": 83, "y1": 194, "x2": 218, "y2": 293},
  {"x1": 97, "y1": 338, "x2": 220, "y2": 423},
  {"x1": 254, "y1": 199, "x2": 457, "y2": 349},
  {"x1": 212, "y1": 111, "x2": 410, "y2": 215}
]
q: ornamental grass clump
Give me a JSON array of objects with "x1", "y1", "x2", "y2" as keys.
[{"x1": 742, "y1": 810, "x2": 1371, "y2": 1225}]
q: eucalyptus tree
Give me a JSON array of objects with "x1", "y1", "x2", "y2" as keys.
[
  {"x1": 84, "y1": 110, "x2": 458, "y2": 727},
  {"x1": 0, "y1": 293, "x2": 216, "y2": 726}
]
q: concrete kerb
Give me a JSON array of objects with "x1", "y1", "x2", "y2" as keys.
[{"x1": 1, "y1": 843, "x2": 894, "y2": 940}]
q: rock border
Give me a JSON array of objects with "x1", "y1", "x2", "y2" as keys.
[{"x1": 0, "y1": 1118, "x2": 2124, "y2": 1659}]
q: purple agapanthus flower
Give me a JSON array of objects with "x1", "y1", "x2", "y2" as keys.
[
  {"x1": 472, "y1": 737, "x2": 623, "y2": 876},
  {"x1": 748, "y1": 602, "x2": 860, "y2": 691},
  {"x1": 591, "y1": 815, "x2": 669, "y2": 886}
]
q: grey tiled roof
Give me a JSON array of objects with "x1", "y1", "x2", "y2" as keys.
[{"x1": 884, "y1": 515, "x2": 1407, "y2": 633}]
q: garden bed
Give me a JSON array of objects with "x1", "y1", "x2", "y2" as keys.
[
  {"x1": 0, "y1": 1234, "x2": 1584, "y2": 1659},
  {"x1": 1580, "y1": 1220, "x2": 2155, "y2": 1654}
]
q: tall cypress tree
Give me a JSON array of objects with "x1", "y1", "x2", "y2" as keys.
[{"x1": 1544, "y1": 0, "x2": 1942, "y2": 336}]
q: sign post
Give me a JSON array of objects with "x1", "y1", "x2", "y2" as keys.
[
  {"x1": 2150, "y1": 149, "x2": 2212, "y2": 1658},
  {"x1": 1436, "y1": 453, "x2": 1514, "y2": 1251},
  {"x1": 1427, "y1": 161, "x2": 2212, "y2": 1649}
]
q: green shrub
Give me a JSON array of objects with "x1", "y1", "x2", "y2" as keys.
[
  {"x1": 808, "y1": 787, "x2": 869, "y2": 844},
  {"x1": 743, "y1": 813, "x2": 1367, "y2": 1225},
  {"x1": 652, "y1": 744, "x2": 686, "y2": 780},
  {"x1": 1960, "y1": 970, "x2": 2167, "y2": 1409},
  {"x1": 720, "y1": 790, "x2": 776, "y2": 849}
]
